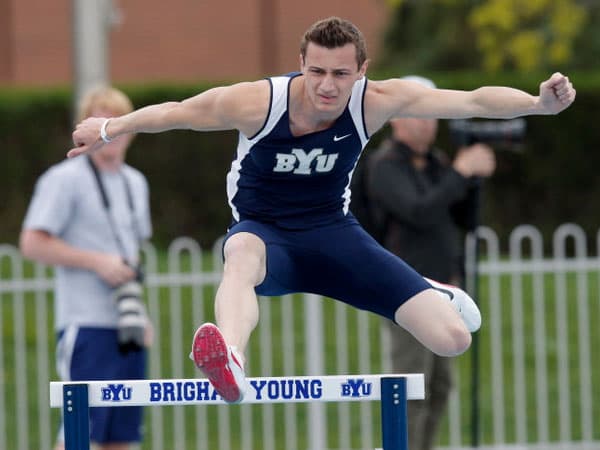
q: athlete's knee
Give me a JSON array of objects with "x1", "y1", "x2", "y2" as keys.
[
  {"x1": 394, "y1": 290, "x2": 473, "y2": 357},
  {"x1": 223, "y1": 233, "x2": 266, "y2": 282},
  {"x1": 431, "y1": 324, "x2": 471, "y2": 357}
]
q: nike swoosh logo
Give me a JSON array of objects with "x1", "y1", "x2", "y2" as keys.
[
  {"x1": 433, "y1": 286, "x2": 454, "y2": 301},
  {"x1": 333, "y1": 133, "x2": 352, "y2": 142}
]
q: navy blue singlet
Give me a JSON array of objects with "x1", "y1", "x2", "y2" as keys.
[
  {"x1": 225, "y1": 73, "x2": 430, "y2": 321},
  {"x1": 226, "y1": 73, "x2": 368, "y2": 229}
]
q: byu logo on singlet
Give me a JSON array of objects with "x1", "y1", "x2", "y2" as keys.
[
  {"x1": 340, "y1": 378, "x2": 373, "y2": 398},
  {"x1": 101, "y1": 383, "x2": 132, "y2": 402},
  {"x1": 273, "y1": 148, "x2": 339, "y2": 174}
]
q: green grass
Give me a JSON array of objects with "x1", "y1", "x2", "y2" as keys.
[{"x1": 2, "y1": 252, "x2": 600, "y2": 449}]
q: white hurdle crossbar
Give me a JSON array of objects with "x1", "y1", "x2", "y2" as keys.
[{"x1": 50, "y1": 373, "x2": 424, "y2": 450}]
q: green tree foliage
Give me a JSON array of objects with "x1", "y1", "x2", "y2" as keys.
[
  {"x1": 379, "y1": 0, "x2": 479, "y2": 72},
  {"x1": 379, "y1": 0, "x2": 598, "y2": 73},
  {"x1": 469, "y1": 0, "x2": 586, "y2": 71}
]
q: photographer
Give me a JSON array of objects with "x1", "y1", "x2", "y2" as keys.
[
  {"x1": 363, "y1": 76, "x2": 495, "y2": 450},
  {"x1": 19, "y1": 86, "x2": 152, "y2": 450}
]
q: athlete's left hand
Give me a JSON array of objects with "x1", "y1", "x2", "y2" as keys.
[{"x1": 539, "y1": 72, "x2": 576, "y2": 114}]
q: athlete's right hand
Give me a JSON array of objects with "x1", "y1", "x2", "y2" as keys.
[{"x1": 67, "y1": 117, "x2": 107, "y2": 158}]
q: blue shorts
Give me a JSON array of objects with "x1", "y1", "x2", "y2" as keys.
[
  {"x1": 225, "y1": 215, "x2": 430, "y2": 321},
  {"x1": 56, "y1": 327, "x2": 146, "y2": 444}
]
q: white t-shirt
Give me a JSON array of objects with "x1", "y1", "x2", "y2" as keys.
[{"x1": 23, "y1": 156, "x2": 152, "y2": 330}]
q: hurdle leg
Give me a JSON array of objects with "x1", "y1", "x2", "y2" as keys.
[
  {"x1": 380, "y1": 376, "x2": 408, "y2": 450},
  {"x1": 63, "y1": 384, "x2": 90, "y2": 450}
]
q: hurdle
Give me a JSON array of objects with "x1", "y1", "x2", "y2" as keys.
[{"x1": 50, "y1": 373, "x2": 424, "y2": 450}]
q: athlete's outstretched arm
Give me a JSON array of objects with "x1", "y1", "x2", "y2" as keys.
[
  {"x1": 68, "y1": 80, "x2": 270, "y2": 158},
  {"x1": 366, "y1": 72, "x2": 576, "y2": 133}
]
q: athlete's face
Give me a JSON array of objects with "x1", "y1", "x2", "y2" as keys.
[{"x1": 300, "y1": 42, "x2": 367, "y2": 114}]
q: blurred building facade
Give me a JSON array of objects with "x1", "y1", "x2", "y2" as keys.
[{"x1": 0, "y1": 0, "x2": 389, "y2": 86}]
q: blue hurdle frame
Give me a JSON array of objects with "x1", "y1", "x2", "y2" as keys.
[{"x1": 62, "y1": 376, "x2": 409, "y2": 450}]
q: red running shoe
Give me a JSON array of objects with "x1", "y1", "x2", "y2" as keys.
[{"x1": 190, "y1": 323, "x2": 247, "y2": 403}]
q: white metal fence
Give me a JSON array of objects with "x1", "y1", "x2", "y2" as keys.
[{"x1": 1, "y1": 223, "x2": 599, "y2": 450}]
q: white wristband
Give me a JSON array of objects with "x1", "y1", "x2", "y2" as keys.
[{"x1": 100, "y1": 118, "x2": 113, "y2": 143}]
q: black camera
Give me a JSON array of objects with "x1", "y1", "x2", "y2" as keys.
[
  {"x1": 113, "y1": 264, "x2": 147, "y2": 353},
  {"x1": 448, "y1": 118, "x2": 526, "y2": 148}
]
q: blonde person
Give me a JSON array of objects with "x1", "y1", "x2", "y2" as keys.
[
  {"x1": 67, "y1": 17, "x2": 575, "y2": 404},
  {"x1": 20, "y1": 86, "x2": 152, "y2": 450}
]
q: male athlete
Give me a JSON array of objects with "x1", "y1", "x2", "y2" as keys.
[{"x1": 69, "y1": 17, "x2": 576, "y2": 403}]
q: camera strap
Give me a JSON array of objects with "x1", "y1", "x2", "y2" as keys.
[{"x1": 86, "y1": 155, "x2": 141, "y2": 259}]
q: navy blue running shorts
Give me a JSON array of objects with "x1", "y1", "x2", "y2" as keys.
[
  {"x1": 56, "y1": 327, "x2": 146, "y2": 444},
  {"x1": 225, "y1": 215, "x2": 430, "y2": 322}
]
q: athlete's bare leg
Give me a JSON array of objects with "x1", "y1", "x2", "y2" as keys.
[
  {"x1": 394, "y1": 289, "x2": 472, "y2": 357},
  {"x1": 214, "y1": 232, "x2": 267, "y2": 360}
]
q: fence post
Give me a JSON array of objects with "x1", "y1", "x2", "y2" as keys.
[
  {"x1": 380, "y1": 376, "x2": 408, "y2": 450},
  {"x1": 63, "y1": 384, "x2": 90, "y2": 450}
]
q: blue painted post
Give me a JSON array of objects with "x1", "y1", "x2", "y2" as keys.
[
  {"x1": 63, "y1": 384, "x2": 90, "y2": 450},
  {"x1": 380, "y1": 376, "x2": 408, "y2": 450}
]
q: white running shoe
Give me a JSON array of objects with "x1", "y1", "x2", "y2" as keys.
[
  {"x1": 425, "y1": 277, "x2": 482, "y2": 332},
  {"x1": 189, "y1": 323, "x2": 247, "y2": 403}
]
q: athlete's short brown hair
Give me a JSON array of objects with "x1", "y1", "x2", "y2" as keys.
[{"x1": 300, "y1": 17, "x2": 367, "y2": 68}]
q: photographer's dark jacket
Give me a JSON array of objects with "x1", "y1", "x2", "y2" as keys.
[{"x1": 366, "y1": 141, "x2": 478, "y2": 283}]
